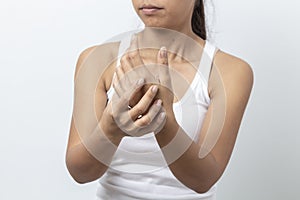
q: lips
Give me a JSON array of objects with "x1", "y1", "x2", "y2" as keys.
[
  {"x1": 139, "y1": 4, "x2": 163, "y2": 15},
  {"x1": 139, "y1": 4, "x2": 163, "y2": 9}
]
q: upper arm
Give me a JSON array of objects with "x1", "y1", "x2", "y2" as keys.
[
  {"x1": 197, "y1": 50, "x2": 254, "y2": 174},
  {"x1": 67, "y1": 43, "x2": 118, "y2": 152}
]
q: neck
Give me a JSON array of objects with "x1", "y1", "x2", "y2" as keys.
[{"x1": 135, "y1": 26, "x2": 205, "y2": 64}]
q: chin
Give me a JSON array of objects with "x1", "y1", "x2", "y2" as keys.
[
  {"x1": 144, "y1": 24, "x2": 164, "y2": 29},
  {"x1": 138, "y1": 16, "x2": 163, "y2": 26},
  {"x1": 143, "y1": 21, "x2": 169, "y2": 29}
]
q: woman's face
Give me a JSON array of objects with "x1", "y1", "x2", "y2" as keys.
[{"x1": 131, "y1": 0, "x2": 195, "y2": 31}]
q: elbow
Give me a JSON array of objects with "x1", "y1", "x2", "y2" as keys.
[
  {"x1": 65, "y1": 156, "x2": 89, "y2": 184},
  {"x1": 67, "y1": 167, "x2": 90, "y2": 184},
  {"x1": 188, "y1": 174, "x2": 220, "y2": 194},
  {"x1": 65, "y1": 154, "x2": 95, "y2": 184},
  {"x1": 194, "y1": 185, "x2": 213, "y2": 194},
  {"x1": 193, "y1": 181, "x2": 217, "y2": 194},
  {"x1": 193, "y1": 163, "x2": 222, "y2": 193},
  {"x1": 73, "y1": 177, "x2": 90, "y2": 185},
  {"x1": 69, "y1": 173, "x2": 89, "y2": 184}
]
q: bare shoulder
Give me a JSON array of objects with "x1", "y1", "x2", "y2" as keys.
[
  {"x1": 74, "y1": 42, "x2": 121, "y2": 77},
  {"x1": 215, "y1": 49, "x2": 253, "y2": 78},
  {"x1": 73, "y1": 42, "x2": 121, "y2": 91},
  {"x1": 208, "y1": 49, "x2": 254, "y2": 98}
]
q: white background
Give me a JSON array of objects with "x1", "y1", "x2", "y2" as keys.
[{"x1": 1, "y1": 0, "x2": 299, "y2": 199}]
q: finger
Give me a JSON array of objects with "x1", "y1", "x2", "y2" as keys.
[
  {"x1": 127, "y1": 75, "x2": 145, "y2": 108},
  {"x1": 113, "y1": 66, "x2": 140, "y2": 98},
  {"x1": 127, "y1": 34, "x2": 138, "y2": 54},
  {"x1": 157, "y1": 46, "x2": 169, "y2": 66},
  {"x1": 115, "y1": 65, "x2": 125, "y2": 81},
  {"x1": 113, "y1": 67, "x2": 127, "y2": 95},
  {"x1": 150, "y1": 111, "x2": 166, "y2": 134},
  {"x1": 117, "y1": 65, "x2": 133, "y2": 89},
  {"x1": 112, "y1": 72, "x2": 122, "y2": 98},
  {"x1": 112, "y1": 82, "x2": 123, "y2": 99},
  {"x1": 128, "y1": 83, "x2": 144, "y2": 107},
  {"x1": 112, "y1": 78, "x2": 145, "y2": 114},
  {"x1": 127, "y1": 34, "x2": 144, "y2": 69},
  {"x1": 129, "y1": 85, "x2": 159, "y2": 120},
  {"x1": 125, "y1": 34, "x2": 158, "y2": 83},
  {"x1": 134, "y1": 99, "x2": 162, "y2": 128},
  {"x1": 122, "y1": 37, "x2": 151, "y2": 83},
  {"x1": 130, "y1": 36, "x2": 157, "y2": 78},
  {"x1": 120, "y1": 54, "x2": 134, "y2": 78},
  {"x1": 157, "y1": 46, "x2": 172, "y2": 87}
]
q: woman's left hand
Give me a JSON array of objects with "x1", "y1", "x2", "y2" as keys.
[{"x1": 119, "y1": 34, "x2": 178, "y2": 132}]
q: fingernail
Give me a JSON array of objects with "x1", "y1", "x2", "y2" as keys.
[
  {"x1": 160, "y1": 46, "x2": 167, "y2": 58},
  {"x1": 159, "y1": 112, "x2": 166, "y2": 120},
  {"x1": 156, "y1": 99, "x2": 162, "y2": 106},
  {"x1": 137, "y1": 78, "x2": 144, "y2": 85},
  {"x1": 152, "y1": 85, "x2": 158, "y2": 93}
]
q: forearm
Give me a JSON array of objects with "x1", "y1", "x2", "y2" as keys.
[
  {"x1": 66, "y1": 124, "x2": 123, "y2": 184},
  {"x1": 155, "y1": 116, "x2": 221, "y2": 193},
  {"x1": 66, "y1": 142, "x2": 108, "y2": 184}
]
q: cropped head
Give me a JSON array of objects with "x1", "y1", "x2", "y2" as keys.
[{"x1": 131, "y1": 0, "x2": 206, "y2": 40}]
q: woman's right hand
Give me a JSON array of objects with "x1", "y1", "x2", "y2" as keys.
[
  {"x1": 100, "y1": 34, "x2": 169, "y2": 140},
  {"x1": 100, "y1": 75, "x2": 166, "y2": 139}
]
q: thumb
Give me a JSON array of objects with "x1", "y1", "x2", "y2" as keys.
[
  {"x1": 157, "y1": 46, "x2": 171, "y2": 88},
  {"x1": 157, "y1": 46, "x2": 168, "y2": 66}
]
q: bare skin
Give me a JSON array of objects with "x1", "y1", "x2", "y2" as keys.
[{"x1": 65, "y1": 0, "x2": 254, "y2": 193}]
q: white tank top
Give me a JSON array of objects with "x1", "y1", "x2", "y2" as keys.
[{"x1": 97, "y1": 33, "x2": 219, "y2": 200}]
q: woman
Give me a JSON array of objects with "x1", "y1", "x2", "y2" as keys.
[{"x1": 65, "y1": 0, "x2": 254, "y2": 199}]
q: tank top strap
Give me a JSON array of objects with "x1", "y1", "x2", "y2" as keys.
[{"x1": 198, "y1": 40, "x2": 219, "y2": 84}]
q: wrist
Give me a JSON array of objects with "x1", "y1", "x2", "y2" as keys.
[
  {"x1": 155, "y1": 111, "x2": 179, "y2": 146},
  {"x1": 99, "y1": 120, "x2": 125, "y2": 146}
]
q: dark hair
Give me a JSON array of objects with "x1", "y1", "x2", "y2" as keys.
[{"x1": 192, "y1": 0, "x2": 207, "y2": 40}]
